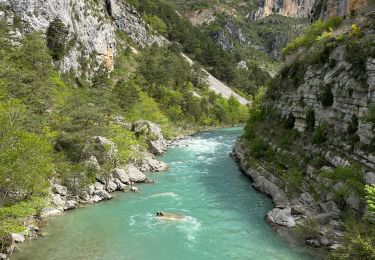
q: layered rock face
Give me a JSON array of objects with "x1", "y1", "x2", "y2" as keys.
[
  {"x1": 0, "y1": 0, "x2": 164, "y2": 74},
  {"x1": 255, "y1": 0, "x2": 316, "y2": 19},
  {"x1": 255, "y1": 0, "x2": 369, "y2": 20},
  {"x1": 276, "y1": 45, "x2": 375, "y2": 169},
  {"x1": 309, "y1": 0, "x2": 368, "y2": 21}
]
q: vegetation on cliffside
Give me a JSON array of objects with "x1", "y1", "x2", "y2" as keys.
[{"x1": 241, "y1": 12, "x2": 375, "y2": 259}]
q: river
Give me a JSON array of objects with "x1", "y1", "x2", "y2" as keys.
[{"x1": 13, "y1": 128, "x2": 318, "y2": 260}]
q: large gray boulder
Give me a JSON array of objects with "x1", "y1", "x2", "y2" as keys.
[
  {"x1": 94, "y1": 190, "x2": 112, "y2": 200},
  {"x1": 320, "y1": 200, "x2": 341, "y2": 219},
  {"x1": 52, "y1": 194, "x2": 66, "y2": 210},
  {"x1": 52, "y1": 184, "x2": 67, "y2": 196},
  {"x1": 266, "y1": 207, "x2": 296, "y2": 227},
  {"x1": 11, "y1": 233, "x2": 25, "y2": 243},
  {"x1": 107, "y1": 180, "x2": 118, "y2": 193},
  {"x1": 41, "y1": 208, "x2": 63, "y2": 218},
  {"x1": 125, "y1": 164, "x2": 146, "y2": 183},
  {"x1": 112, "y1": 168, "x2": 130, "y2": 184},
  {"x1": 139, "y1": 154, "x2": 168, "y2": 172},
  {"x1": 64, "y1": 200, "x2": 78, "y2": 211}
]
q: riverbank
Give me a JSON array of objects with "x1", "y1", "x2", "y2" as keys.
[{"x1": 231, "y1": 138, "x2": 346, "y2": 252}]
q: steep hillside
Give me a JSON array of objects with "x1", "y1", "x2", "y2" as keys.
[{"x1": 234, "y1": 12, "x2": 375, "y2": 258}]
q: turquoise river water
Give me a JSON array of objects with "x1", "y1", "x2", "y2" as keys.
[{"x1": 14, "y1": 128, "x2": 319, "y2": 260}]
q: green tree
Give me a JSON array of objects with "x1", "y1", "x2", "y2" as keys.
[
  {"x1": 46, "y1": 18, "x2": 69, "y2": 60},
  {"x1": 0, "y1": 101, "x2": 54, "y2": 206}
]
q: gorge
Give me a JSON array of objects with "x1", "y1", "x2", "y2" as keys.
[{"x1": 0, "y1": 0, "x2": 374, "y2": 259}]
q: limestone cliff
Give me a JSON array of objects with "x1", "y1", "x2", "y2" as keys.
[
  {"x1": 234, "y1": 14, "x2": 375, "y2": 249},
  {"x1": 0, "y1": 0, "x2": 165, "y2": 75},
  {"x1": 255, "y1": 0, "x2": 369, "y2": 20}
]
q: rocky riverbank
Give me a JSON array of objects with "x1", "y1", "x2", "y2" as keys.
[
  {"x1": 231, "y1": 139, "x2": 349, "y2": 250},
  {"x1": 1, "y1": 120, "x2": 178, "y2": 259}
]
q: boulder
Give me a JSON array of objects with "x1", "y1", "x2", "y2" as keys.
[
  {"x1": 125, "y1": 164, "x2": 146, "y2": 183},
  {"x1": 306, "y1": 239, "x2": 320, "y2": 247},
  {"x1": 140, "y1": 155, "x2": 168, "y2": 172},
  {"x1": 88, "y1": 185, "x2": 95, "y2": 196},
  {"x1": 94, "y1": 182, "x2": 104, "y2": 191},
  {"x1": 0, "y1": 253, "x2": 6, "y2": 260},
  {"x1": 149, "y1": 140, "x2": 167, "y2": 155},
  {"x1": 131, "y1": 186, "x2": 139, "y2": 193},
  {"x1": 114, "y1": 179, "x2": 126, "y2": 191},
  {"x1": 52, "y1": 194, "x2": 66, "y2": 210},
  {"x1": 313, "y1": 213, "x2": 332, "y2": 225},
  {"x1": 64, "y1": 200, "x2": 77, "y2": 211},
  {"x1": 89, "y1": 195, "x2": 102, "y2": 203},
  {"x1": 11, "y1": 233, "x2": 25, "y2": 243},
  {"x1": 266, "y1": 207, "x2": 295, "y2": 227},
  {"x1": 345, "y1": 192, "x2": 361, "y2": 211},
  {"x1": 320, "y1": 200, "x2": 341, "y2": 219},
  {"x1": 156, "y1": 211, "x2": 185, "y2": 220},
  {"x1": 41, "y1": 208, "x2": 63, "y2": 218},
  {"x1": 112, "y1": 168, "x2": 130, "y2": 184},
  {"x1": 107, "y1": 180, "x2": 117, "y2": 192},
  {"x1": 364, "y1": 172, "x2": 375, "y2": 185},
  {"x1": 52, "y1": 184, "x2": 67, "y2": 196},
  {"x1": 94, "y1": 190, "x2": 112, "y2": 200}
]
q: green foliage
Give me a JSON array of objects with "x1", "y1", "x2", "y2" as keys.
[
  {"x1": 319, "y1": 85, "x2": 334, "y2": 108},
  {"x1": 282, "y1": 16, "x2": 343, "y2": 57},
  {"x1": 365, "y1": 104, "x2": 375, "y2": 124},
  {"x1": 313, "y1": 122, "x2": 328, "y2": 144},
  {"x1": 46, "y1": 18, "x2": 69, "y2": 60},
  {"x1": 0, "y1": 101, "x2": 54, "y2": 207},
  {"x1": 144, "y1": 15, "x2": 167, "y2": 34},
  {"x1": 248, "y1": 137, "x2": 269, "y2": 159},
  {"x1": 320, "y1": 165, "x2": 365, "y2": 199},
  {"x1": 0, "y1": 196, "x2": 45, "y2": 251},
  {"x1": 281, "y1": 168, "x2": 304, "y2": 197},
  {"x1": 113, "y1": 79, "x2": 141, "y2": 111},
  {"x1": 296, "y1": 216, "x2": 320, "y2": 239},
  {"x1": 305, "y1": 110, "x2": 315, "y2": 131},
  {"x1": 329, "y1": 220, "x2": 375, "y2": 260},
  {"x1": 347, "y1": 115, "x2": 359, "y2": 136},
  {"x1": 366, "y1": 185, "x2": 375, "y2": 214},
  {"x1": 284, "y1": 112, "x2": 295, "y2": 129}
]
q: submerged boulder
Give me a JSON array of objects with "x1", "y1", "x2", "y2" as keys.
[{"x1": 156, "y1": 211, "x2": 185, "y2": 220}]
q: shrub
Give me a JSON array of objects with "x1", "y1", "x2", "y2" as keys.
[
  {"x1": 249, "y1": 137, "x2": 269, "y2": 159},
  {"x1": 305, "y1": 110, "x2": 315, "y2": 131},
  {"x1": 282, "y1": 16, "x2": 343, "y2": 57},
  {"x1": 313, "y1": 122, "x2": 329, "y2": 144},
  {"x1": 319, "y1": 85, "x2": 334, "y2": 108},
  {"x1": 282, "y1": 168, "x2": 304, "y2": 197},
  {"x1": 365, "y1": 104, "x2": 375, "y2": 124},
  {"x1": 46, "y1": 18, "x2": 69, "y2": 60},
  {"x1": 347, "y1": 115, "x2": 359, "y2": 135},
  {"x1": 284, "y1": 112, "x2": 295, "y2": 129}
]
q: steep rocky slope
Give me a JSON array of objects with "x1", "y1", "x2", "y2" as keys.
[{"x1": 233, "y1": 12, "x2": 375, "y2": 254}]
